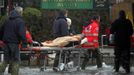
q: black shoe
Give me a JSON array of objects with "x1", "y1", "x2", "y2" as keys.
[
  {"x1": 124, "y1": 67, "x2": 130, "y2": 74},
  {"x1": 97, "y1": 66, "x2": 102, "y2": 68},
  {"x1": 53, "y1": 67, "x2": 59, "y2": 72},
  {"x1": 126, "y1": 69, "x2": 130, "y2": 74},
  {"x1": 115, "y1": 70, "x2": 119, "y2": 72},
  {"x1": 114, "y1": 67, "x2": 119, "y2": 72},
  {"x1": 115, "y1": 69, "x2": 119, "y2": 72}
]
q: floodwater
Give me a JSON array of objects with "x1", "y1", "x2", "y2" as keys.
[{"x1": 3, "y1": 62, "x2": 134, "y2": 75}]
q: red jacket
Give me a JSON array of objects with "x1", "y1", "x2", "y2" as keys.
[
  {"x1": 82, "y1": 20, "x2": 99, "y2": 48},
  {"x1": 26, "y1": 30, "x2": 33, "y2": 44},
  {"x1": 19, "y1": 30, "x2": 33, "y2": 50}
]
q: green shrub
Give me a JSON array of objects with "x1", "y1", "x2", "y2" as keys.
[
  {"x1": 23, "y1": 7, "x2": 42, "y2": 39},
  {"x1": 0, "y1": 15, "x2": 8, "y2": 27}
]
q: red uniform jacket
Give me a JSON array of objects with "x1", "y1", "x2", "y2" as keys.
[
  {"x1": 26, "y1": 30, "x2": 33, "y2": 44},
  {"x1": 82, "y1": 20, "x2": 99, "y2": 48}
]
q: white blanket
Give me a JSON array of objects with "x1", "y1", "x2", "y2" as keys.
[{"x1": 42, "y1": 34, "x2": 82, "y2": 47}]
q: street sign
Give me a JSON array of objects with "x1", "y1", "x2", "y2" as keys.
[
  {"x1": 0, "y1": 0, "x2": 4, "y2": 8},
  {"x1": 93, "y1": 0, "x2": 109, "y2": 9},
  {"x1": 41, "y1": 0, "x2": 93, "y2": 9}
]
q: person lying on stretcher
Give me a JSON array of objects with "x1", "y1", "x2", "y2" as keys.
[{"x1": 41, "y1": 34, "x2": 84, "y2": 47}]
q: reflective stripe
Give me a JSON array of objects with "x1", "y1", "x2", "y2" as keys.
[
  {"x1": 84, "y1": 34, "x2": 98, "y2": 36},
  {"x1": 93, "y1": 40, "x2": 98, "y2": 43},
  {"x1": 83, "y1": 42, "x2": 94, "y2": 45},
  {"x1": 84, "y1": 34, "x2": 93, "y2": 36},
  {"x1": 93, "y1": 34, "x2": 98, "y2": 36}
]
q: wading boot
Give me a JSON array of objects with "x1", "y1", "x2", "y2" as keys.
[
  {"x1": 11, "y1": 62, "x2": 19, "y2": 75},
  {"x1": 0, "y1": 62, "x2": 7, "y2": 74}
]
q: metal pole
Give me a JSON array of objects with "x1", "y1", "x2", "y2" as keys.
[
  {"x1": 101, "y1": 35, "x2": 106, "y2": 51},
  {"x1": 77, "y1": 49, "x2": 81, "y2": 71},
  {"x1": 0, "y1": 51, "x2": 4, "y2": 62}
]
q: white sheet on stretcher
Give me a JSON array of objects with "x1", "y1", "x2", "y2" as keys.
[
  {"x1": 30, "y1": 46, "x2": 58, "y2": 49},
  {"x1": 42, "y1": 34, "x2": 82, "y2": 47}
]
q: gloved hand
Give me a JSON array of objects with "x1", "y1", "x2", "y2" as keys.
[
  {"x1": 32, "y1": 41, "x2": 41, "y2": 46},
  {"x1": 32, "y1": 41, "x2": 39, "y2": 44},
  {"x1": 80, "y1": 38, "x2": 88, "y2": 44}
]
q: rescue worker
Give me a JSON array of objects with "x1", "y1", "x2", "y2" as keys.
[
  {"x1": 26, "y1": 28, "x2": 33, "y2": 44},
  {"x1": 110, "y1": 10, "x2": 133, "y2": 73},
  {"x1": 8, "y1": 27, "x2": 33, "y2": 73},
  {"x1": 52, "y1": 9, "x2": 69, "y2": 71},
  {"x1": 25, "y1": 27, "x2": 39, "y2": 45},
  {"x1": 81, "y1": 15, "x2": 102, "y2": 70},
  {"x1": 0, "y1": 6, "x2": 27, "y2": 75}
]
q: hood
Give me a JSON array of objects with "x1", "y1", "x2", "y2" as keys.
[
  {"x1": 56, "y1": 15, "x2": 67, "y2": 21},
  {"x1": 9, "y1": 10, "x2": 21, "y2": 19},
  {"x1": 90, "y1": 20, "x2": 98, "y2": 23},
  {"x1": 119, "y1": 10, "x2": 126, "y2": 19}
]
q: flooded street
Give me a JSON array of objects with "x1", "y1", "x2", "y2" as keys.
[
  {"x1": 2, "y1": 48, "x2": 134, "y2": 75},
  {"x1": 3, "y1": 63, "x2": 134, "y2": 75}
]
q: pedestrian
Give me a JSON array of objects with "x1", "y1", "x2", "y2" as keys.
[
  {"x1": 110, "y1": 10, "x2": 133, "y2": 73},
  {"x1": 0, "y1": 6, "x2": 27, "y2": 75},
  {"x1": 81, "y1": 15, "x2": 102, "y2": 70},
  {"x1": 65, "y1": 18, "x2": 77, "y2": 69},
  {"x1": 66, "y1": 17, "x2": 76, "y2": 35},
  {"x1": 52, "y1": 9, "x2": 69, "y2": 71},
  {"x1": 0, "y1": 25, "x2": 5, "y2": 48},
  {"x1": 52, "y1": 9, "x2": 69, "y2": 38}
]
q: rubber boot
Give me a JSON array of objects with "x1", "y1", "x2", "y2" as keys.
[
  {"x1": 0, "y1": 62, "x2": 7, "y2": 74},
  {"x1": 81, "y1": 58, "x2": 89, "y2": 70},
  {"x1": 122, "y1": 63, "x2": 130, "y2": 73},
  {"x1": 8, "y1": 64, "x2": 12, "y2": 73},
  {"x1": 114, "y1": 58, "x2": 120, "y2": 72},
  {"x1": 11, "y1": 62, "x2": 19, "y2": 75}
]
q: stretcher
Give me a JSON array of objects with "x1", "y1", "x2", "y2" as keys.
[
  {"x1": 22, "y1": 46, "x2": 90, "y2": 71},
  {"x1": 0, "y1": 46, "x2": 94, "y2": 71},
  {"x1": 0, "y1": 34, "x2": 97, "y2": 71}
]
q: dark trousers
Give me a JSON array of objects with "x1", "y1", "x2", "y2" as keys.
[
  {"x1": 53, "y1": 50, "x2": 71, "y2": 68},
  {"x1": 0, "y1": 43, "x2": 20, "y2": 75},
  {"x1": 81, "y1": 48, "x2": 102, "y2": 70},
  {"x1": 114, "y1": 47, "x2": 130, "y2": 72},
  {"x1": 53, "y1": 51, "x2": 60, "y2": 67},
  {"x1": 53, "y1": 42, "x2": 77, "y2": 68}
]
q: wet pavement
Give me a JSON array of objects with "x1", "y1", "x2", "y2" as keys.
[
  {"x1": 3, "y1": 63, "x2": 134, "y2": 75},
  {"x1": 2, "y1": 47, "x2": 134, "y2": 75}
]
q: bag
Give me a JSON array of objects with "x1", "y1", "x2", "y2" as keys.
[{"x1": 109, "y1": 34, "x2": 115, "y2": 45}]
